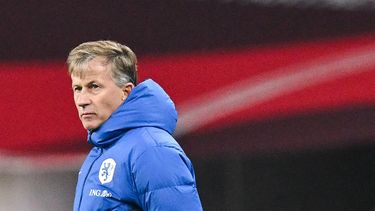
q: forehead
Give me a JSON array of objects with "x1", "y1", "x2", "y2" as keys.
[{"x1": 71, "y1": 57, "x2": 112, "y2": 84}]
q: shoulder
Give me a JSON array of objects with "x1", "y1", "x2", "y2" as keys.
[{"x1": 118, "y1": 127, "x2": 182, "y2": 156}]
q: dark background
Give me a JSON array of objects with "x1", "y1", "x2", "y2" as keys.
[{"x1": 1, "y1": 0, "x2": 375, "y2": 60}]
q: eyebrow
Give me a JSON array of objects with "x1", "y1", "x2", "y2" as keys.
[{"x1": 72, "y1": 80, "x2": 99, "y2": 88}]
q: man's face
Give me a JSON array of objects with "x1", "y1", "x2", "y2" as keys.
[{"x1": 71, "y1": 57, "x2": 125, "y2": 130}]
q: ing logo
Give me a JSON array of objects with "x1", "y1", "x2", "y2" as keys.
[{"x1": 99, "y1": 158, "x2": 116, "y2": 184}]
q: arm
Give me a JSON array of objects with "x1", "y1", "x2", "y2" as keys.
[{"x1": 132, "y1": 146, "x2": 202, "y2": 211}]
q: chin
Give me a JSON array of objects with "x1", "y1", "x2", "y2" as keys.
[{"x1": 82, "y1": 122, "x2": 100, "y2": 131}]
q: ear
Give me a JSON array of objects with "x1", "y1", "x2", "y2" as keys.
[{"x1": 121, "y1": 82, "x2": 135, "y2": 100}]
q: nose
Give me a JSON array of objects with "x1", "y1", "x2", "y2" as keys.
[{"x1": 75, "y1": 91, "x2": 91, "y2": 109}]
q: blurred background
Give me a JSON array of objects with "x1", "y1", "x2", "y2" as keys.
[{"x1": 1, "y1": 0, "x2": 375, "y2": 210}]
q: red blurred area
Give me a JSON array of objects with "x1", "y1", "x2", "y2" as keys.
[{"x1": 1, "y1": 33, "x2": 374, "y2": 155}]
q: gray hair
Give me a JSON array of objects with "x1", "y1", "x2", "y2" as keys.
[{"x1": 66, "y1": 40, "x2": 138, "y2": 86}]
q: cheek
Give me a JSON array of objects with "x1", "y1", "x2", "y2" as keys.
[
  {"x1": 99, "y1": 96, "x2": 123, "y2": 117},
  {"x1": 108, "y1": 98, "x2": 123, "y2": 112}
]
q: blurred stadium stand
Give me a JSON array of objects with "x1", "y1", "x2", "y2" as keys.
[{"x1": 1, "y1": 0, "x2": 375, "y2": 210}]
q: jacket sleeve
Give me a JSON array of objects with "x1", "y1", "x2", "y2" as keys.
[{"x1": 132, "y1": 146, "x2": 203, "y2": 211}]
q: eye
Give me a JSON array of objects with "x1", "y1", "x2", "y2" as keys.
[
  {"x1": 89, "y1": 83, "x2": 100, "y2": 89},
  {"x1": 73, "y1": 86, "x2": 82, "y2": 92}
]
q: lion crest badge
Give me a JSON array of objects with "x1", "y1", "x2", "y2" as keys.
[{"x1": 99, "y1": 158, "x2": 116, "y2": 184}]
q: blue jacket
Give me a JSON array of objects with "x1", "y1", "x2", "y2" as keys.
[{"x1": 73, "y1": 79, "x2": 202, "y2": 211}]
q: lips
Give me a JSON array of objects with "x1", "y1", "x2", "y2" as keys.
[{"x1": 81, "y1": 112, "x2": 96, "y2": 118}]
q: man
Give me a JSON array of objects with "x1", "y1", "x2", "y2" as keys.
[{"x1": 67, "y1": 40, "x2": 202, "y2": 210}]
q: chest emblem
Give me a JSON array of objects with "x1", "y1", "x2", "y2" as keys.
[{"x1": 99, "y1": 158, "x2": 116, "y2": 184}]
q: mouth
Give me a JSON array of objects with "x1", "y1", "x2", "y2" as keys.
[{"x1": 81, "y1": 112, "x2": 96, "y2": 118}]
